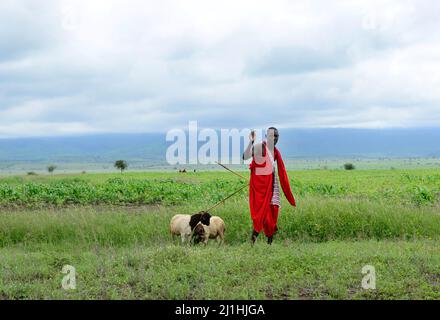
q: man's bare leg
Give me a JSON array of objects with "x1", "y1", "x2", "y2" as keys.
[
  {"x1": 267, "y1": 235, "x2": 273, "y2": 245},
  {"x1": 251, "y1": 230, "x2": 259, "y2": 244}
]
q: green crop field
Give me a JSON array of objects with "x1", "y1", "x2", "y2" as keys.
[{"x1": 0, "y1": 169, "x2": 439, "y2": 300}]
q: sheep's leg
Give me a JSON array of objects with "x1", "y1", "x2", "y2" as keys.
[
  {"x1": 186, "y1": 233, "x2": 193, "y2": 246},
  {"x1": 180, "y1": 234, "x2": 187, "y2": 245},
  {"x1": 218, "y1": 233, "x2": 225, "y2": 245}
]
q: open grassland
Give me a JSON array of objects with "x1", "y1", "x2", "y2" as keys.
[
  {"x1": 1, "y1": 240, "x2": 438, "y2": 300},
  {"x1": 0, "y1": 169, "x2": 439, "y2": 300}
]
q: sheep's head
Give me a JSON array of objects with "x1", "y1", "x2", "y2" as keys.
[
  {"x1": 192, "y1": 223, "x2": 207, "y2": 244},
  {"x1": 189, "y1": 211, "x2": 212, "y2": 230},
  {"x1": 200, "y1": 211, "x2": 212, "y2": 225}
]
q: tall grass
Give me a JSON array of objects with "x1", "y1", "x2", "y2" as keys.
[{"x1": 0, "y1": 197, "x2": 439, "y2": 247}]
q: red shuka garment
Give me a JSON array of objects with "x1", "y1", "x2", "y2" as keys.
[{"x1": 249, "y1": 143, "x2": 296, "y2": 236}]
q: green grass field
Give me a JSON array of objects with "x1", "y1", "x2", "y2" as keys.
[{"x1": 0, "y1": 169, "x2": 439, "y2": 299}]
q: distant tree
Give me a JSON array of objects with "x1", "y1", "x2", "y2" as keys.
[
  {"x1": 47, "y1": 165, "x2": 57, "y2": 175},
  {"x1": 344, "y1": 163, "x2": 355, "y2": 170},
  {"x1": 114, "y1": 160, "x2": 128, "y2": 173},
  {"x1": 27, "y1": 172, "x2": 37, "y2": 176}
]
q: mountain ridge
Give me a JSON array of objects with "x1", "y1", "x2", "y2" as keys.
[{"x1": 0, "y1": 128, "x2": 439, "y2": 163}]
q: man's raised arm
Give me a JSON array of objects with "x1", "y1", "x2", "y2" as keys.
[
  {"x1": 243, "y1": 130, "x2": 256, "y2": 160},
  {"x1": 243, "y1": 140, "x2": 254, "y2": 160}
]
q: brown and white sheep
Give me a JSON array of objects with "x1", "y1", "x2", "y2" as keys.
[
  {"x1": 191, "y1": 216, "x2": 226, "y2": 245},
  {"x1": 169, "y1": 211, "x2": 211, "y2": 244}
]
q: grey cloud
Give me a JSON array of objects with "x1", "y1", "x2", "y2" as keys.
[
  {"x1": 246, "y1": 46, "x2": 351, "y2": 76},
  {"x1": 1, "y1": 0, "x2": 440, "y2": 138},
  {"x1": 0, "y1": 1, "x2": 60, "y2": 62}
]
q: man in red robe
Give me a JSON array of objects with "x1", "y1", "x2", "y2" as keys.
[{"x1": 243, "y1": 127, "x2": 296, "y2": 244}]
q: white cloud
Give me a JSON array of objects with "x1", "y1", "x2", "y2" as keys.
[{"x1": 0, "y1": 0, "x2": 440, "y2": 137}]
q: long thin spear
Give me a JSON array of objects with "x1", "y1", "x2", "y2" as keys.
[
  {"x1": 201, "y1": 162, "x2": 250, "y2": 212},
  {"x1": 215, "y1": 161, "x2": 248, "y2": 181}
]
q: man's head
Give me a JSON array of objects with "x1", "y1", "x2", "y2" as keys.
[{"x1": 267, "y1": 127, "x2": 279, "y2": 145}]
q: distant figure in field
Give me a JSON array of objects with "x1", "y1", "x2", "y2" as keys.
[{"x1": 243, "y1": 127, "x2": 296, "y2": 245}]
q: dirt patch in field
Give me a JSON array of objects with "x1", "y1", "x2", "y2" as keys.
[
  {"x1": 92, "y1": 204, "x2": 164, "y2": 214},
  {"x1": 0, "y1": 203, "x2": 166, "y2": 214}
]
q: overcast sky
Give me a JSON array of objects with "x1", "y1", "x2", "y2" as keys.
[{"x1": 1, "y1": 0, "x2": 440, "y2": 137}]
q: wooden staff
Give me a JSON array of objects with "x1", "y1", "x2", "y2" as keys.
[
  {"x1": 201, "y1": 162, "x2": 249, "y2": 212},
  {"x1": 204, "y1": 183, "x2": 249, "y2": 212}
]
